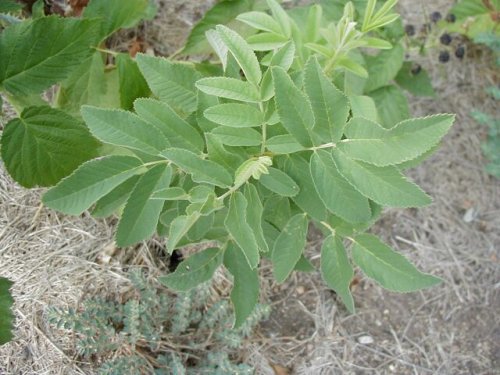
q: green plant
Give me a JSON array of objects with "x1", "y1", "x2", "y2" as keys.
[
  {"x1": 0, "y1": 277, "x2": 14, "y2": 345},
  {"x1": 1, "y1": 0, "x2": 455, "y2": 324},
  {"x1": 48, "y1": 269, "x2": 269, "y2": 374}
]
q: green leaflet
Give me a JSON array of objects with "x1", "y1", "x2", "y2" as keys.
[
  {"x1": 370, "y1": 85, "x2": 409, "y2": 128},
  {"x1": 343, "y1": 116, "x2": 386, "y2": 138},
  {"x1": 234, "y1": 157, "x2": 272, "y2": 188},
  {"x1": 43, "y1": 156, "x2": 144, "y2": 215},
  {"x1": 83, "y1": 0, "x2": 153, "y2": 40},
  {"x1": 0, "y1": 277, "x2": 14, "y2": 346},
  {"x1": 81, "y1": 106, "x2": 168, "y2": 156},
  {"x1": 1, "y1": 106, "x2": 100, "y2": 188},
  {"x1": 247, "y1": 32, "x2": 288, "y2": 51},
  {"x1": 272, "y1": 66, "x2": 315, "y2": 147},
  {"x1": 266, "y1": 0, "x2": 292, "y2": 37},
  {"x1": 167, "y1": 212, "x2": 201, "y2": 252},
  {"x1": 224, "y1": 192, "x2": 260, "y2": 269},
  {"x1": 269, "y1": 40, "x2": 296, "y2": 70},
  {"x1": 116, "y1": 164, "x2": 171, "y2": 247},
  {"x1": 266, "y1": 134, "x2": 305, "y2": 154},
  {"x1": 364, "y1": 44, "x2": 404, "y2": 93},
  {"x1": 395, "y1": 62, "x2": 435, "y2": 97},
  {"x1": 152, "y1": 187, "x2": 189, "y2": 201},
  {"x1": 204, "y1": 103, "x2": 264, "y2": 128},
  {"x1": 244, "y1": 184, "x2": 269, "y2": 253},
  {"x1": 224, "y1": 242, "x2": 260, "y2": 328},
  {"x1": 161, "y1": 148, "x2": 233, "y2": 188},
  {"x1": 338, "y1": 114, "x2": 455, "y2": 166},
  {"x1": 321, "y1": 236, "x2": 355, "y2": 313},
  {"x1": 211, "y1": 126, "x2": 262, "y2": 146},
  {"x1": 332, "y1": 149, "x2": 432, "y2": 208},
  {"x1": 136, "y1": 54, "x2": 201, "y2": 114},
  {"x1": 196, "y1": 77, "x2": 261, "y2": 103},
  {"x1": 348, "y1": 95, "x2": 379, "y2": 122},
  {"x1": 92, "y1": 175, "x2": 141, "y2": 218},
  {"x1": 205, "y1": 133, "x2": 245, "y2": 173},
  {"x1": 310, "y1": 151, "x2": 372, "y2": 223},
  {"x1": 351, "y1": 234, "x2": 442, "y2": 292},
  {"x1": 237, "y1": 11, "x2": 282, "y2": 34},
  {"x1": 304, "y1": 57, "x2": 350, "y2": 143},
  {"x1": 216, "y1": 25, "x2": 262, "y2": 86},
  {"x1": 134, "y1": 98, "x2": 204, "y2": 153},
  {"x1": 160, "y1": 247, "x2": 224, "y2": 291},
  {"x1": 272, "y1": 213, "x2": 308, "y2": 283},
  {"x1": 116, "y1": 54, "x2": 151, "y2": 110},
  {"x1": 259, "y1": 167, "x2": 299, "y2": 197}
]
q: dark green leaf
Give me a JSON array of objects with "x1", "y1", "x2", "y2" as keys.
[
  {"x1": 116, "y1": 54, "x2": 150, "y2": 110},
  {"x1": 395, "y1": 62, "x2": 435, "y2": 97},
  {"x1": 92, "y1": 175, "x2": 141, "y2": 218},
  {"x1": 259, "y1": 167, "x2": 299, "y2": 197},
  {"x1": 0, "y1": 277, "x2": 14, "y2": 346}
]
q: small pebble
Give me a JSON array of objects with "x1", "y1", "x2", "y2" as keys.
[
  {"x1": 296, "y1": 286, "x2": 305, "y2": 295},
  {"x1": 358, "y1": 335, "x2": 374, "y2": 344}
]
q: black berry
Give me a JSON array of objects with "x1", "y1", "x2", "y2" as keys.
[
  {"x1": 405, "y1": 24, "x2": 416, "y2": 36},
  {"x1": 411, "y1": 63, "x2": 422, "y2": 75},
  {"x1": 439, "y1": 50, "x2": 450, "y2": 63},
  {"x1": 446, "y1": 13, "x2": 456, "y2": 23},
  {"x1": 431, "y1": 11, "x2": 442, "y2": 22},
  {"x1": 455, "y1": 45, "x2": 465, "y2": 59},
  {"x1": 440, "y1": 33, "x2": 452, "y2": 45}
]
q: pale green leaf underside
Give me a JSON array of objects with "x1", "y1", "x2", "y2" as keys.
[
  {"x1": 272, "y1": 213, "x2": 308, "y2": 283},
  {"x1": 266, "y1": 134, "x2": 305, "y2": 154},
  {"x1": 43, "y1": 156, "x2": 144, "y2": 215},
  {"x1": 321, "y1": 236, "x2": 355, "y2": 313},
  {"x1": 196, "y1": 77, "x2": 261, "y2": 103},
  {"x1": 204, "y1": 103, "x2": 264, "y2": 128},
  {"x1": 211, "y1": 126, "x2": 262, "y2": 146},
  {"x1": 352, "y1": 234, "x2": 442, "y2": 292},
  {"x1": 160, "y1": 247, "x2": 223, "y2": 291}
]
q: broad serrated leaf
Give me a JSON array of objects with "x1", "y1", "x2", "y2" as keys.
[
  {"x1": 237, "y1": 11, "x2": 282, "y2": 34},
  {"x1": 204, "y1": 103, "x2": 264, "y2": 128},
  {"x1": 83, "y1": 0, "x2": 151, "y2": 40},
  {"x1": 196, "y1": 77, "x2": 261, "y2": 102},
  {"x1": 116, "y1": 164, "x2": 170, "y2": 247},
  {"x1": 282, "y1": 154, "x2": 328, "y2": 221},
  {"x1": 272, "y1": 66, "x2": 314, "y2": 147},
  {"x1": 304, "y1": 57, "x2": 349, "y2": 143},
  {"x1": 1, "y1": 106, "x2": 100, "y2": 188},
  {"x1": 161, "y1": 148, "x2": 233, "y2": 188},
  {"x1": 211, "y1": 126, "x2": 262, "y2": 146},
  {"x1": 81, "y1": 106, "x2": 168, "y2": 155},
  {"x1": 338, "y1": 114, "x2": 455, "y2": 166},
  {"x1": 395, "y1": 62, "x2": 435, "y2": 97},
  {"x1": 116, "y1": 54, "x2": 150, "y2": 110},
  {"x1": 370, "y1": 85, "x2": 409, "y2": 128},
  {"x1": 136, "y1": 54, "x2": 201, "y2": 113},
  {"x1": 0, "y1": 17, "x2": 99, "y2": 96},
  {"x1": 266, "y1": 134, "x2": 305, "y2": 154},
  {"x1": 43, "y1": 156, "x2": 144, "y2": 215},
  {"x1": 225, "y1": 192, "x2": 260, "y2": 269},
  {"x1": 364, "y1": 44, "x2": 404, "y2": 93},
  {"x1": 134, "y1": 98, "x2": 204, "y2": 153},
  {"x1": 272, "y1": 213, "x2": 308, "y2": 283},
  {"x1": 321, "y1": 236, "x2": 355, "y2": 313},
  {"x1": 311, "y1": 151, "x2": 372, "y2": 223},
  {"x1": 259, "y1": 167, "x2": 299, "y2": 197},
  {"x1": 0, "y1": 277, "x2": 14, "y2": 346},
  {"x1": 352, "y1": 234, "x2": 442, "y2": 292},
  {"x1": 244, "y1": 184, "x2": 269, "y2": 252},
  {"x1": 332, "y1": 149, "x2": 432, "y2": 207},
  {"x1": 92, "y1": 175, "x2": 141, "y2": 218},
  {"x1": 160, "y1": 247, "x2": 223, "y2": 291},
  {"x1": 224, "y1": 242, "x2": 260, "y2": 328},
  {"x1": 216, "y1": 25, "x2": 262, "y2": 86}
]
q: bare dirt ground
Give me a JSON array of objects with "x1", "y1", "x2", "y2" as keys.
[{"x1": 1, "y1": 1, "x2": 499, "y2": 374}]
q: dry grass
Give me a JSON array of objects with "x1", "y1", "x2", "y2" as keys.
[{"x1": 1, "y1": 0, "x2": 499, "y2": 374}]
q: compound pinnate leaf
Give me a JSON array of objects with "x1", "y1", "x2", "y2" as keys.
[
  {"x1": 196, "y1": 77, "x2": 261, "y2": 103},
  {"x1": 0, "y1": 16, "x2": 99, "y2": 96},
  {"x1": 332, "y1": 149, "x2": 432, "y2": 208},
  {"x1": 272, "y1": 66, "x2": 314, "y2": 147},
  {"x1": 43, "y1": 156, "x2": 144, "y2": 215},
  {"x1": 134, "y1": 98, "x2": 204, "y2": 153},
  {"x1": 0, "y1": 277, "x2": 14, "y2": 346},
  {"x1": 259, "y1": 167, "x2": 299, "y2": 197},
  {"x1": 161, "y1": 148, "x2": 233, "y2": 188},
  {"x1": 136, "y1": 54, "x2": 201, "y2": 114},
  {"x1": 160, "y1": 247, "x2": 223, "y2": 291},
  {"x1": 321, "y1": 236, "x2": 355, "y2": 313},
  {"x1": 338, "y1": 114, "x2": 455, "y2": 166},
  {"x1": 81, "y1": 106, "x2": 168, "y2": 156},
  {"x1": 311, "y1": 151, "x2": 372, "y2": 223},
  {"x1": 216, "y1": 25, "x2": 262, "y2": 86},
  {"x1": 116, "y1": 164, "x2": 171, "y2": 247},
  {"x1": 1, "y1": 106, "x2": 100, "y2": 188},
  {"x1": 204, "y1": 103, "x2": 264, "y2": 128},
  {"x1": 272, "y1": 213, "x2": 308, "y2": 283},
  {"x1": 304, "y1": 57, "x2": 349, "y2": 143},
  {"x1": 224, "y1": 242, "x2": 260, "y2": 328},
  {"x1": 225, "y1": 192, "x2": 260, "y2": 269},
  {"x1": 352, "y1": 234, "x2": 442, "y2": 292}
]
